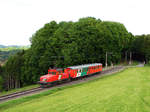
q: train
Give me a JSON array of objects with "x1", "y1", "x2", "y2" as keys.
[{"x1": 38, "y1": 63, "x2": 102, "y2": 87}]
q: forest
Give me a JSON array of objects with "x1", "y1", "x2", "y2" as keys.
[{"x1": 0, "y1": 17, "x2": 150, "y2": 91}]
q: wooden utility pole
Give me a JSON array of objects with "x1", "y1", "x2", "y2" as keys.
[
  {"x1": 105, "y1": 52, "x2": 108, "y2": 68},
  {"x1": 129, "y1": 52, "x2": 132, "y2": 65},
  {"x1": 111, "y1": 61, "x2": 113, "y2": 67}
]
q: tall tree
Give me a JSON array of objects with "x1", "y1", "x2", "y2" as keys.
[
  {"x1": 0, "y1": 65, "x2": 3, "y2": 91},
  {"x1": 3, "y1": 50, "x2": 25, "y2": 90}
]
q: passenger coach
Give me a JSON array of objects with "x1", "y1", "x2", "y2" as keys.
[{"x1": 66, "y1": 63, "x2": 102, "y2": 78}]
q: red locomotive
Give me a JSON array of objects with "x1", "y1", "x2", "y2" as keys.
[{"x1": 38, "y1": 63, "x2": 102, "y2": 87}]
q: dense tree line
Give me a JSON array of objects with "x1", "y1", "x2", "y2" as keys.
[
  {"x1": 131, "y1": 34, "x2": 150, "y2": 63},
  {"x1": 0, "y1": 17, "x2": 136, "y2": 91}
]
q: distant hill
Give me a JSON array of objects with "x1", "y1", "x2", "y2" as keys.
[
  {"x1": 0, "y1": 45, "x2": 6, "y2": 48},
  {"x1": 0, "y1": 45, "x2": 30, "y2": 65},
  {"x1": 0, "y1": 45, "x2": 30, "y2": 48}
]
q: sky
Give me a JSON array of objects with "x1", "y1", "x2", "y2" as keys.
[{"x1": 0, "y1": 0, "x2": 150, "y2": 45}]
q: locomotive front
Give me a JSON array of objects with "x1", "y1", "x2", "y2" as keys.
[{"x1": 38, "y1": 69, "x2": 59, "y2": 87}]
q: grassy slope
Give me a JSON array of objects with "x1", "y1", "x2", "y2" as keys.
[{"x1": 0, "y1": 67, "x2": 150, "y2": 112}]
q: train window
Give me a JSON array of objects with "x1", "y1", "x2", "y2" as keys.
[{"x1": 49, "y1": 72, "x2": 56, "y2": 75}]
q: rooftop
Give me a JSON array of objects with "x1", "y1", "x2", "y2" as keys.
[{"x1": 67, "y1": 63, "x2": 102, "y2": 69}]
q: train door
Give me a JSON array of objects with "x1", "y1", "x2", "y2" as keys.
[
  {"x1": 77, "y1": 68, "x2": 82, "y2": 77},
  {"x1": 57, "y1": 71, "x2": 62, "y2": 80},
  {"x1": 81, "y1": 67, "x2": 87, "y2": 76}
]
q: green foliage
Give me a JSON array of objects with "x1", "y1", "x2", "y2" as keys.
[
  {"x1": 3, "y1": 50, "x2": 25, "y2": 90},
  {"x1": 132, "y1": 34, "x2": 150, "y2": 62}
]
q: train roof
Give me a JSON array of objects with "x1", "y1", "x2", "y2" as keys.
[
  {"x1": 67, "y1": 63, "x2": 102, "y2": 70},
  {"x1": 48, "y1": 68, "x2": 63, "y2": 71}
]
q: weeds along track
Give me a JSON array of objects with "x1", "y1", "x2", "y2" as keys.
[{"x1": 0, "y1": 66, "x2": 125, "y2": 103}]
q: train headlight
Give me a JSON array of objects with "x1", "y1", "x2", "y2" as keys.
[{"x1": 43, "y1": 78, "x2": 47, "y2": 81}]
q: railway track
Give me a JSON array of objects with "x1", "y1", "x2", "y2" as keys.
[
  {"x1": 0, "y1": 66, "x2": 125, "y2": 103},
  {"x1": 0, "y1": 87, "x2": 45, "y2": 102}
]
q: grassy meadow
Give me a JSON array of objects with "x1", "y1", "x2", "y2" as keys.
[{"x1": 0, "y1": 67, "x2": 150, "y2": 112}]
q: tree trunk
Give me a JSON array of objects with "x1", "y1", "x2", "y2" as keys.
[
  {"x1": 12, "y1": 76, "x2": 14, "y2": 89},
  {"x1": 125, "y1": 51, "x2": 127, "y2": 62},
  {"x1": 9, "y1": 75, "x2": 10, "y2": 90},
  {"x1": 15, "y1": 79, "x2": 18, "y2": 88},
  {"x1": 129, "y1": 52, "x2": 132, "y2": 65},
  {"x1": 10, "y1": 75, "x2": 12, "y2": 89},
  {"x1": 7, "y1": 75, "x2": 10, "y2": 90}
]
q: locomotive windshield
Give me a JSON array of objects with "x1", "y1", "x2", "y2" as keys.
[{"x1": 48, "y1": 72, "x2": 56, "y2": 75}]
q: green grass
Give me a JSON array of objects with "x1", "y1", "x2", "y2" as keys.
[
  {"x1": 130, "y1": 61, "x2": 139, "y2": 66},
  {"x1": 145, "y1": 63, "x2": 150, "y2": 66},
  {"x1": 0, "y1": 67, "x2": 150, "y2": 112},
  {"x1": 120, "y1": 61, "x2": 139, "y2": 66},
  {"x1": 0, "y1": 84, "x2": 39, "y2": 97}
]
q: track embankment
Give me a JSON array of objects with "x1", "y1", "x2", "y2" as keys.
[{"x1": 0, "y1": 66, "x2": 125, "y2": 103}]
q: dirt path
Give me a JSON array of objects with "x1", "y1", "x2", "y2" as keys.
[{"x1": 136, "y1": 63, "x2": 144, "y2": 67}]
